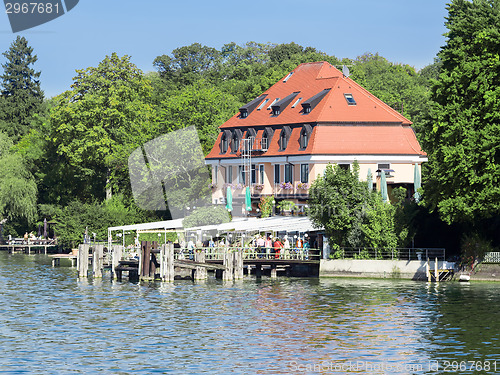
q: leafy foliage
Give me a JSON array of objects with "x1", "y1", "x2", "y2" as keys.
[
  {"x1": 182, "y1": 205, "x2": 230, "y2": 228},
  {"x1": 420, "y1": 0, "x2": 500, "y2": 224},
  {"x1": 308, "y1": 162, "x2": 398, "y2": 248},
  {"x1": 49, "y1": 53, "x2": 156, "y2": 201},
  {"x1": 0, "y1": 36, "x2": 44, "y2": 141}
]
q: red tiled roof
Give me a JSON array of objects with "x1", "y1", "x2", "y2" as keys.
[
  {"x1": 220, "y1": 61, "x2": 411, "y2": 128},
  {"x1": 206, "y1": 61, "x2": 425, "y2": 160}
]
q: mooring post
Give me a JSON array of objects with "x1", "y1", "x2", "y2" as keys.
[
  {"x1": 93, "y1": 244, "x2": 104, "y2": 278},
  {"x1": 435, "y1": 256, "x2": 439, "y2": 283},
  {"x1": 194, "y1": 250, "x2": 207, "y2": 280},
  {"x1": 255, "y1": 264, "x2": 262, "y2": 279},
  {"x1": 111, "y1": 245, "x2": 122, "y2": 279},
  {"x1": 426, "y1": 257, "x2": 431, "y2": 282},
  {"x1": 141, "y1": 241, "x2": 151, "y2": 280},
  {"x1": 233, "y1": 248, "x2": 243, "y2": 279},
  {"x1": 78, "y1": 244, "x2": 89, "y2": 278},
  {"x1": 223, "y1": 248, "x2": 233, "y2": 281},
  {"x1": 167, "y1": 243, "x2": 174, "y2": 282},
  {"x1": 270, "y1": 264, "x2": 277, "y2": 279}
]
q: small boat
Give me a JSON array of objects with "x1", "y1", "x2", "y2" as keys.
[{"x1": 459, "y1": 274, "x2": 470, "y2": 282}]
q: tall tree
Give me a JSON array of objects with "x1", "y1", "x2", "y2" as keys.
[
  {"x1": 0, "y1": 36, "x2": 44, "y2": 141},
  {"x1": 50, "y1": 53, "x2": 156, "y2": 201},
  {"x1": 421, "y1": 0, "x2": 500, "y2": 224}
]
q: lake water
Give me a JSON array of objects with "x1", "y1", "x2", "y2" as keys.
[{"x1": 1, "y1": 252, "x2": 499, "y2": 374}]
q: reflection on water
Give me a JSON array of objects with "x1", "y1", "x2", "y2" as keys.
[{"x1": 0, "y1": 252, "x2": 499, "y2": 374}]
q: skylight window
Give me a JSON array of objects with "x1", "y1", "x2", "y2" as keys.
[
  {"x1": 344, "y1": 93, "x2": 356, "y2": 105},
  {"x1": 291, "y1": 97, "x2": 302, "y2": 108},
  {"x1": 283, "y1": 72, "x2": 293, "y2": 82},
  {"x1": 257, "y1": 98, "x2": 269, "y2": 111},
  {"x1": 267, "y1": 98, "x2": 280, "y2": 110}
]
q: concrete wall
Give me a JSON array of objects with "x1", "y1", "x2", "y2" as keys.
[{"x1": 320, "y1": 259, "x2": 454, "y2": 280}]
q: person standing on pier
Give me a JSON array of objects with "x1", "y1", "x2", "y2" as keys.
[
  {"x1": 265, "y1": 236, "x2": 272, "y2": 259},
  {"x1": 273, "y1": 238, "x2": 282, "y2": 259},
  {"x1": 256, "y1": 235, "x2": 265, "y2": 259}
]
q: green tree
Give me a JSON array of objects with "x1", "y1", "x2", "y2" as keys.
[
  {"x1": 0, "y1": 132, "x2": 37, "y2": 223},
  {"x1": 0, "y1": 36, "x2": 44, "y2": 141},
  {"x1": 309, "y1": 163, "x2": 398, "y2": 248},
  {"x1": 49, "y1": 53, "x2": 156, "y2": 201},
  {"x1": 182, "y1": 205, "x2": 230, "y2": 228},
  {"x1": 421, "y1": 0, "x2": 500, "y2": 224}
]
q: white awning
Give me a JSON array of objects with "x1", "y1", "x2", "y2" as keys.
[{"x1": 108, "y1": 218, "x2": 185, "y2": 232}]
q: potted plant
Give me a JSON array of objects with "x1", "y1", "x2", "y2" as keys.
[
  {"x1": 277, "y1": 200, "x2": 297, "y2": 215},
  {"x1": 280, "y1": 182, "x2": 293, "y2": 190}
]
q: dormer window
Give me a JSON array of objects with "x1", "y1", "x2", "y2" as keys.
[
  {"x1": 299, "y1": 125, "x2": 312, "y2": 150},
  {"x1": 279, "y1": 126, "x2": 292, "y2": 151},
  {"x1": 267, "y1": 98, "x2": 280, "y2": 110},
  {"x1": 302, "y1": 88, "x2": 331, "y2": 114},
  {"x1": 220, "y1": 131, "x2": 228, "y2": 153},
  {"x1": 244, "y1": 128, "x2": 256, "y2": 152},
  {"x1": 239, "y1": 95, "x2": 267, "y2": 118},
  {"x1": 271, "y1": 92, "x2": 300, "y2": 116},
  {"x1": 261, "y1": 127, "x2": 274, "y2": 151},
  {"x1": 344, "y1": 93, "x2": 356, "y2": 105},
  {"x1": 231, "y1": 129, "x2": 242, "y2": 153}
]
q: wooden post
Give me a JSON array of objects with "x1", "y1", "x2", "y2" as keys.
[
  {"x1": 194, "y1": 250, "x2": 207, "y2": 280},
  {"x1": 93, "y1": 245, "x2": 104, "y2": 278},
  {"x1": 151, "y1": 241, "x2": 158, "y2": 278},
  {"x1": 233, "y1": 248, "x2": 244, "y2": 280},
  {"x1": 167, "y1": 243, "x2": 174, "y2": 282},
  {"x1": 111, "y1": 245, "x2": 123, "y2": 279},
  {"x1": 271, "y1": 264, "x2": 277, "y2": 279},
  {"x1": 255, "y1": 264, "x2": 262, "y2": 279},
  {"x1": 78, "y1": 244, "x2": 89, "y2": 278},
  {"x1": 427, "y1": 257, "x2": 431, "y2": 282},
  {"x1": 435, "y1": 257, "x2": 439, "y2": 283},
  {"x1": 141, "y1": 241, "x2": 151, "y2": 280},
  {"x1": 223, "y1": 248, "x2": 233, "y2": 281}
]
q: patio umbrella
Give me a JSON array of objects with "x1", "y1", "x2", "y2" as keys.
[
  {"x1": 367, "y1": 168, "x2": 373, "y2": 191},
  {"x1": 380, "y1": 171, "x2": 388, "y2": 203},
  {"x1": 43, "y1": 218, "x2": 48, "y2": 238},
  {"x1": 225, "y1": 186, "x2": 233, "y2": 211},
  {"x1": 245, "y1": 186, "x2": 252, "y2": 212},
  {"x1": 413, "y1": 163, "x2": 421, "y2": 203}
]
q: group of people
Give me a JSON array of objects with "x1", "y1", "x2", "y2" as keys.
[
  {"x1": 252, "y1": 234, "x2": 311, "y2": 260},
  {"x1": 154, "y1": 234, "x2": 312, "y2": 260}
]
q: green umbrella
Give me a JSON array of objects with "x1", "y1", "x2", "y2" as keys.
[
  {"x1": 367, "y1": 168, "x2": 373, "y2": 191},
  {"x1": 414, "y1": 163, "x2": 421, "y2": 203},
  {"x1": 245, "y1": 186, "x2": 252, "y2": 211},
  {"x1": 380, "y1": 171, "x2": 388, "y2": 203},
  {"x1": 226, "y1": 186, "x2": 233, "y2": 211}
]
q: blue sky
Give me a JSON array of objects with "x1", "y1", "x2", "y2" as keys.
[{"x1": 0, "y1": 0, "x2": 449, "y2": 98}]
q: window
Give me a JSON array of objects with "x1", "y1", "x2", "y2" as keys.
[
  {"x1": 280, "y1": 130, "x2": 288, "y2": 150},
  {"x1": 231, "y1": 132, "x2": 239, "y2": 152},
  {"x1": 300, "y1": 128, "x2": 309, "y2": 149},
  {"x1": 261, "y1": 132, "x2": 268, "y2": 150},
  {"x1": 284, "y1": 164, "x2": 293, "y2": 183},
  {"x1": 338, "y1": 164, "x2": 350, "y2": 171},
  {"x1": 267, "y1": 98, "x2": 280, "y2": 110},
  {"x1": 225, "y1": 166, "x2": 232, "y2": 184},
  {"x1": 344, "y1": 93, "x2": 356, "y2": 105},
  {"x1": 378, "y1": 163, "x2": 392, "y2": 176},
  {"x1": 257, "y1": 98, "x2": 269, "y2": 111},
  {"x1": 279, "y1": 126, "x2": 291, "y2": 151},
  {"x1": 283, "y1": 72, "x2": 293, "y2": 82},
  {"x1": 274, "y1": 164, "x2": 281, "y2": 184},
  {"x1": 220, "y1": 133, "x2": 228, "y2": 153},
  {"x1": 259, "y1": 165, "x2": 265, "y2": 184},
  {"x1": 238, "y1": 166, "x2": 246, "y2": 184},
  {"x1": 291, "y1": 97, "x2": 302, "y2": 108},
  {"x1": 300, "y1": 164, "x2": 309, "y2": 183},
  {"x1": 251, "y1": 164, "x2": 257, "y2": 184}
]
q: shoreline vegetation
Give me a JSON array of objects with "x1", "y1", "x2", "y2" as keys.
[{"x1": 0, "y1": 0, "x2": 498, "y2": 271}]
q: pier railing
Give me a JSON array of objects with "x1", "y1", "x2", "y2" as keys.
[
  {"x1": 331, "y1": 247, "x2": 446, "y2": 261},
  {"x1": 174, "y1": 246, "x2": 321, "y2": 261}
]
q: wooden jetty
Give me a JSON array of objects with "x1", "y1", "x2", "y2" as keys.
[
  {"x1": 70, "y1": 241, "x2": 320, "y2": 282},
  {"x1": 1, "y1": 240, "x2": 58, "y2": 255},
  {"x1": 426, "y1": 257, "x2": 454, "y2": 282}
]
